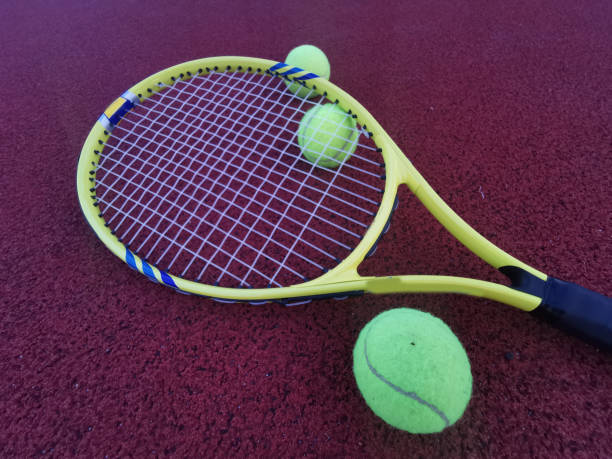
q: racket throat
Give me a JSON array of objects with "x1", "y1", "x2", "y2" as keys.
[{"x1": 499, "y1": 266, "x2": 547, "y2": 299}]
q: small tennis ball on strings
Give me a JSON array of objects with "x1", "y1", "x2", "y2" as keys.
[
  {"x1": 353, "y1": 308, "x2": 472, "y2": 434},
  {"x1": 284, "y1": 44, "x2": 330, "y2": 99},
  {"x1": 297, "y1": 103, "x2": 357, "y2": 168}
]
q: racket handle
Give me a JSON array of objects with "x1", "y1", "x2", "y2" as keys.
[{"x1": 501, "y1": 267, "x2": 612, "y2": 349}]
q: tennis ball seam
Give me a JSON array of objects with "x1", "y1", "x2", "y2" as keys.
[{"x1": 363, "y1": 326, "x2": 451, "y2": 428}]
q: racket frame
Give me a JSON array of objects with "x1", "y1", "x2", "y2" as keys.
[{"x1": 77, "y1": 56, "x2": 544, "y2": 310}]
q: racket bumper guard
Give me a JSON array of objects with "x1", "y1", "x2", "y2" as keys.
[{"x1": 268, "y1": 62, "x2": 320, "y2": 81}]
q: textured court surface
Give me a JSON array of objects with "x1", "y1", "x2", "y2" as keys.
[{"x1": 1, "y1": 0, "x2": 611, "y2": 457}]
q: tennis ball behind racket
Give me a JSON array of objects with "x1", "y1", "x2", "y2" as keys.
[
  {"x1": 284, "y1": 45, "x2": 330, "y2": 99},
  {"x1": 353, "y1": 308, "x2": 472, "y2": 434},
  {"x1": 297, "y1": 104, "x2": 357, "y2": 168}
]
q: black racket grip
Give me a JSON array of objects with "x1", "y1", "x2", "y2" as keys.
[
  {"x1": 536, "y1": 277, "x2": 612, "y2": 349},
  {"x1": 500, "y1": 267, "x2": 612, "y2": 349}
]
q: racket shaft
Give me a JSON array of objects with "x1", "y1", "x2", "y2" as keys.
[{"x1": 365, "y1": 275, "x2": 541, "y2": 311}]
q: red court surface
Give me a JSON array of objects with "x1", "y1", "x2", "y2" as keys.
[{"x1": 1, "y1": 1, "x2": 611, "y2": 457}]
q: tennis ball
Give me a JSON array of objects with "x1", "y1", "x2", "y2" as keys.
[
  {"x1": 353, "y1": 308, "x2": 472, "y2": 434},
  {"x1": 297, "y1": 104, "x2": 357, "y2": 168},
  {"x1": 284, "y1": 45, "x2": 330, "y2": 99}
]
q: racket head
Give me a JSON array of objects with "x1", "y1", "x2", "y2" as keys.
[{"x1": 77, "y1": 56, "x2": 406, "y2": 303}]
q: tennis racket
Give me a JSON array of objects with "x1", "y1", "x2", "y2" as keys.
[{"x1": 76, "y1": 57, "x2": 611, "y2": 348}]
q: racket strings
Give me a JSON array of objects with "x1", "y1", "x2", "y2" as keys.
[
  {"x1": 185, "y1": 72, "x2": 354, "y2": 286},
  {"x1": 99, "y1": 68, "x2": 358, "y2": 286},
  {"x1": 124, "y1": 102, "x2": 382, "y2": 202},
  {"x1": 150, "y1": 70, "x2": 319, "y2": 286},
  {"x1": 170, "y1": 72, "x2": 383, "y2": 171},
  {"x1": 168, "y1": 70, "x2": 325, "y2": 286},
  {"x1": 97, "y1": 150, "x2": 356, "y2": 249},
  {"x1": 122, "y1": 73, "x2": 383, "y2": 195},
  {"x1": 100, "y1": 71, "x2": 369, "y2": 239},
  {"x1": 100, "y1": 70, "x2": 360, "y2": 288},
  {"x1": 107, "y1": 123, "x2": 377, "y2": 216},
  {"x1": 96, "y1": 155, "x2": 323, "y2": 284},
  {"x1": 95, "y1": 69, "x2": 384, "y2": 288},
  {"x1": 136, "y1": 70, "x2": 297, "y2": 285},
  {"x1": 100, "y1": 70, "x2": 297, "y2": 287},
  {"x1": 98, "y1": 73, "x2": 217, "y2": 238}
]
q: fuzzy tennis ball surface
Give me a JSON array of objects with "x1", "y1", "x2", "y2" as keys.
[
  {"x1": 284, "y1": 45, "x2": 330, "y2": 99},
  {"x1": 353, "y1": 308, "x2": 472, "y2": 434},
  {"x1": 297, "y1": 104, "x2": 357, "y2": 168}
]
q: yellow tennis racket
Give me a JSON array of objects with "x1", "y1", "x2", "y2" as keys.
[{"x1": 76, "y1": 57, "x2": 611, "y2": 348}]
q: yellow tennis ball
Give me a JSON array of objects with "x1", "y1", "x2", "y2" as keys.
[
  {"x1": 297, "y1": 104, "x2": 358, "y2": 168},
  {"x1": 353, "y1": 308, "x2": 472, "y2": 434},
  {"x1": 284, "y1": 45, "x2": 330, "y2": 99}
]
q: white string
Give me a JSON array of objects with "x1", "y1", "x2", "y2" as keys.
[
  {"x1": 270, "y1": 129, "x2": 356, "y2": 285},
  {"x1": 128, "y1": 88, "x2": 382, "y2": 195},
  {"x1": 97, "y1": 79, "x2": 189, "y2": 205},
  {"x1": 96, "y1": 160, "x2": 308, "y2": 286},
  {"x1": 105, "y1": 85, "x2": 370, "y2": 235},
  {"x1": 118, "y1": 71, "x2": 364, "y2": 283},
  {"x1": 156, "y1": 74, "x2": 383, "y2": 180},
  {"x1": 162, "y1": 70, "x2": 306, "y2": 279},
  {"x1": 96, "y1": 69, "x2": 382, "y2": 286},
  {"x1": 143, "y1": 72, "x2": 379, "y2": 212},
  {"x1": 114, "y1": 113, "x2": 379, "y2": 210},
  {"x1": 204, "y1": 72, "x2": 322, "y2": 284},
  {"x1": 244, "y1": 88, "x2": 358, "y2": 284},
  {"x1": 166, "y1": 71, "x2": 313, "y2": 280},
  {"x1": 95, "y1": 189, "x2": 248, "y2": 285},
  {"x1": 151, "y1": 70, "x2": 291, "y2": 273},
  {"x1": 100, "y1": 74, "x2": 215, "y2": 233},
  {"x1": 125, "y1": 71, "x2": 266, "y2": 265},
  {"x1": 177, "y1": 73, "x2": 382, "y2": 168},
  {"x1": 97, "y1": 141, "x2": 352, "y2": 254},
  {"x1": 100, "y1": 71, "x2": 346, "y2": 285}
]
